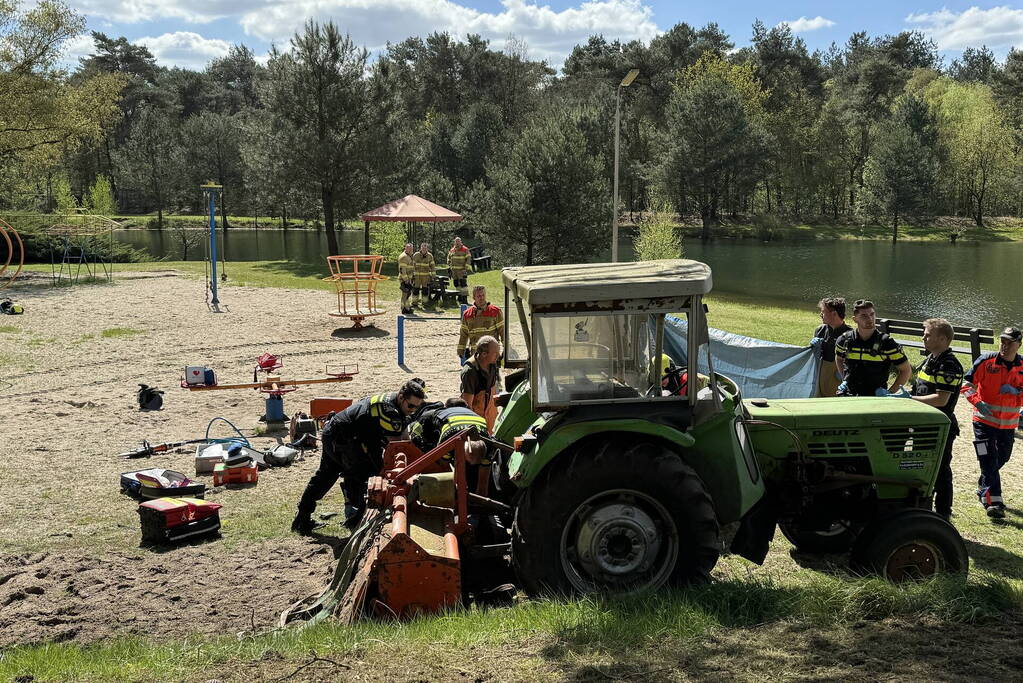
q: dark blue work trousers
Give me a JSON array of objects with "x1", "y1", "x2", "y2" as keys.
[{"x1": 973, "y1": 421, "x2": 1016, "y2": 499}]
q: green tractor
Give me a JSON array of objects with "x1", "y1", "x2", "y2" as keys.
[{"x1": 492, "y1": 260, "x2": 967, "y2": 595}]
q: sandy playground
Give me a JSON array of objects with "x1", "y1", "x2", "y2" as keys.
[
  {"x1": 0, "y1": 269, "x2": 1019, "y2": 655},
  {"x1": 0, "y1": 271, "x2": 464, "y2": 647}
]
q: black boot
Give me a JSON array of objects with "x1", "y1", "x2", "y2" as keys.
[{"x1": 291, "y1": 513, "x2": 324, "y2": 535}]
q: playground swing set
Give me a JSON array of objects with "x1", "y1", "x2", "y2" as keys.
[{"x1": 200, "y1": 183, "x2": 228, "y2": 309}]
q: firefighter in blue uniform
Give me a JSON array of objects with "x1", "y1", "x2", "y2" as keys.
[{"x1": 291, "y1": 378, "x2": 427, "y2": 534}]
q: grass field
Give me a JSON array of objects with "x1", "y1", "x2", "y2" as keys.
[{"x1": 3, "y1": 263, "x2": 1022, "y2": 682}]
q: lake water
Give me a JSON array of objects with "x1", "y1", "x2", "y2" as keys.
[{"x1": 114, "y1": 229, "x2": 1022, "y2": 328}]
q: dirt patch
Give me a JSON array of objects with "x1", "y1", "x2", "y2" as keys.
[
  {"x1": 0, "y1": 542, "x2": 330, "y2": 647},
  {"x1": 0, "y1": 272, "x2": 466, "y2": 647}
]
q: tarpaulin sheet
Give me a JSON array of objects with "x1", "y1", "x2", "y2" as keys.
[{"x1": 662, "y1": 316, "x2": 820, "y2": 399}]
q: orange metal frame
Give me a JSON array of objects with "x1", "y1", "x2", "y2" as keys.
[
  {"x1": 357, "y1": 433, "x2": 474, "y2": 619},
  {"x1": 323, "y1": 255, "x2": 389, "y2": 329},
  {"x1": 0, "y1": 218, "x2": 24, "y2": 291}
]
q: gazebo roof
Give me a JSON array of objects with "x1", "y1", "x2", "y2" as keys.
[{"x1": 360, "y1": 195, "x2": 462, "y2": 222}]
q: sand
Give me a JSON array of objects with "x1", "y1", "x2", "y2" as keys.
[{"x1": 0, "y1": 272, "x2": 465, "y2": 646}]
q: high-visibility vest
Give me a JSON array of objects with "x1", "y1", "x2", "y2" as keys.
[
  {"x1": 447, "y1": 246, "x2": 471, "y2": 277},
  {"x1": 412, "y1": 252, "x2": 435, "y2": 287},
  {"x1": 397, "y1": 252, "x2": 414, "y2": 284},
  {"x1": 368, "y1": 393, "x2": 405, "y2": 435},
  {"x1": 962, "y1": 352, "x2": 1023, "y2": 429}
]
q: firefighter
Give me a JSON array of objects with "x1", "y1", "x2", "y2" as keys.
[
  {"x1": 834, "y1": 299, "x2": 911, "y2": 396},
  {"x1": 456, "y1": 285, "x2": 504, "y2": 361},
  {"x1": 291, "y1": 378, "x2": 427, "y2": 534},
  {"x1": 461, "y1": 335, "x2": 502, "y2": 431},
  {"x1": 811, "y1": 297, "x2": 851, "y2": 397},
  {"x1": 447, "y1": 237, "x2": 472, "y2": 305},
  {"x1": 409, "y1": 397, "x2": 493, "y2": 495},
  {"x1": 397, "y1": 242, "x2": 414, "y2": 314},
  {"x1": 961, "y1": 326, "x2": 1023, "y2": 519},
  {"x1": 908, "y1": 318, "x2": 964, "y2": 522},
  {"x1": 411, "y1": 242, "x2": 435, "y2": 307}
]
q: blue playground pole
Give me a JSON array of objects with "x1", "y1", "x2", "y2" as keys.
[
  {"x1": 397, "y1": 315, "x2": 405, "y2": 366},
  {"x1": 201, "y1": 183, "x2": 223, "y2": 305},
  {"x1": 396, "y1": 304, "x2": 468, "y2": 368}
]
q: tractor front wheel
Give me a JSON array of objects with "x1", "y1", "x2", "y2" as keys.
[
  {"x1": 512, "y1": 441, "x2": 720, "y2": 596},
  {"x1": 849, "y1": 509, "x2": 968, "y2": 581}
]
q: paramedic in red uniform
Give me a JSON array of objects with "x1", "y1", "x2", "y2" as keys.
[{"x1": 962, "y1": 326, "x2": 1023, "y2": 519}]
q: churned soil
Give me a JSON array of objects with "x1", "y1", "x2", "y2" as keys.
[{"x1": 0, "y1": 272, "x2": 464, "y2": 647}]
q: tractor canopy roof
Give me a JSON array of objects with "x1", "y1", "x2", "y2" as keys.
[{"x1": 502, "y1": 259, "x2": 712, "y2": 314}]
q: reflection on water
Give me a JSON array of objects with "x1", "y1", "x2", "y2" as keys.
[{"x1": 115, "y1": 229, "x2": 1022, "y2": 328}]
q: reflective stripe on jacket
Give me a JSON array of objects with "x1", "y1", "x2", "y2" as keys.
[
  {"x1": 412, "y1": 252, "x2": 435, "y2": 287},
  {"x1": 962, "y1": 352, "x2": 1023, "y2": 429},
  {"x1": 448, "y1": 247, "x2": 471, "y2": 276},
  {"x1": 398, "y1": 252, "x2": 414, "y2": 284},
  {"x1": 457, "y1": 303, "x2": 504, "y2": 353}
]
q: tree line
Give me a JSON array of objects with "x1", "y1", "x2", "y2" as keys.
[{"x1": 4, "y1": 1, "x2": 1023, "y2": 263}]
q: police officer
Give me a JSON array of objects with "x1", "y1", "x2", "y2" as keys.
[
  {"x1": 412, "y1": 242, "x2": 435, "y2": 308},
  {"x1": 908, "y1": 318, "x2": 964, "y2": 522},
  {"x1": 447, "y1": 237, "x2": 472, "y2": 305},
  {"x1": 962, "y1": 326, "x2": 1023, "y2": 519},
  {"x1": 409, "y1": 397, "x2": 493, "y2": 495},
  {"x1": 291, "y1": 378, "x2": 427, "y2": 534},
  {"x1": 456, "y1": 285, "x2": 504, "y2": 361},
  {"x1": 397, "y1": 242, "x2": 415, "y2": 314},
  {"x1": 811, "y1": 297, "x2": 851, "y2": 397},
  {"x1": 834, "y1": 299, "x2": 911, "y2": 396}
]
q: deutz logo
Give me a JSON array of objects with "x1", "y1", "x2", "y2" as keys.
[{"x1": 811, "y1": 429, "x2": 861, "y2": 436}]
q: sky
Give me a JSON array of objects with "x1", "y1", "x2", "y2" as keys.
[{"x1": 57, "y1": 0, "x2": 1023, "y2": 72}]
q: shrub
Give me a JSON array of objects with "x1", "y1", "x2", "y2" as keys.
[{"x1": 635, "y1": 206, "x2": 683, "y2": 261}]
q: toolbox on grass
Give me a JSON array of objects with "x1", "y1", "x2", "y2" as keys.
[
  {"x1": 138, "y1": 497, "x2": 222, "y2": 545},
  {"x1": 213, "y1": 462, "x2": 258, "y2": 486},
  {"x1": 121, "y1": 468, "x2": 206, "y2": 499}
]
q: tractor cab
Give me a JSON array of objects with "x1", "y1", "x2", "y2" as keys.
[{"x1": 499, "y1": 259, "x2": 735, "y2": 420}]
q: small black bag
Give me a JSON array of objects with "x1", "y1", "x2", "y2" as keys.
[{"x1": 137, "y1": 384, "x2": 164, "y2": 411}]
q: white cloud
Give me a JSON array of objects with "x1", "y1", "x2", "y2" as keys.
[
  {"x1": 136, "y1": 32, "x2": 233, "y2": 69},
  {"x1": 240, "y1": 0, "x2": 659, "y2": 67},
  {"x1": 59, "y1": 33, "x2": 99, "y2": 66},
  {"x1": 74, "y1": 0, "x2": 252, "y2": 24},
  {"x1": 777, "y1": 16, "x2": 835, "y2": 33},
  {"x1": 906, "y1": 6, "x2": 1023, "y2": 50}
]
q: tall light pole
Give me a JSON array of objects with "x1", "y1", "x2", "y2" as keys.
[{"x1": 612, "y1": 68, "x2": 639, "y2": 262}]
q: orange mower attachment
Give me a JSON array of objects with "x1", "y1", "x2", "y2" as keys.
[{"x1": 281, "y1": 430, "x2": 512, "y2": 626}]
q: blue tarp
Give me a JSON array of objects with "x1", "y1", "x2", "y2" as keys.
[{"x1": 662, "y1": 316, "x2": 820, "y2": 399}]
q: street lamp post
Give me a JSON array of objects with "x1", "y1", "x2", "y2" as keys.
[{"x1": 612, "y1": 68, "x2": 640, "y2": 263}]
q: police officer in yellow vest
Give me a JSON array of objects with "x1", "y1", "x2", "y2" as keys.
[
  {"x1": 411, "y1": 242, "x2": 435, "y2": 307},
  {"x1": 409, "y1": 397, "x2": 493, "y2": 495},
  {"x1": 397, "y1": 242, "x2": 415, "y2": 314},
  {"x1": 447, "y1": 237, "x2": 473, "y2": 305},
  {"x1": 291, "y1": 379, "x2": 427, "y2": 534}
]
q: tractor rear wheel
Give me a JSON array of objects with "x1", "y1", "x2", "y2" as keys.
[
  {"x1": 512, "y1": 440, "x2": 720, "y2": 596},
  {"x1": 849, "y1": 509, "x2": 968, "y2": 581},
  {"x1": 779, "y1": 519, "x2": 859, "y2": 554}
]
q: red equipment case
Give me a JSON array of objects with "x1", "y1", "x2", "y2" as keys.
[{"x1": 138, "y1": 497, "x2": 222, "y2": 545}]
